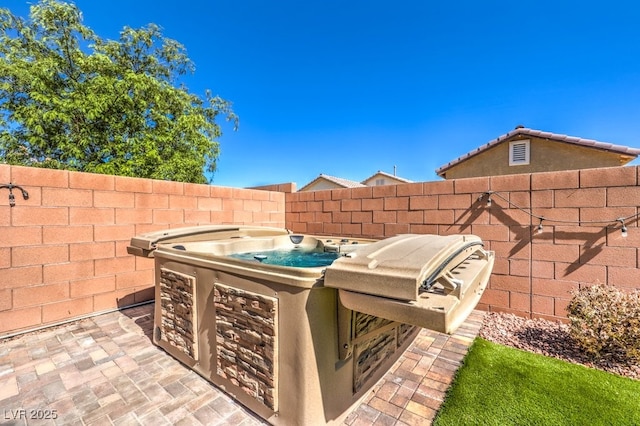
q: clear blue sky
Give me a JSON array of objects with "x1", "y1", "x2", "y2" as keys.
[{"x1": 6, "y1": 1, "x2": 640, "y2": 188}]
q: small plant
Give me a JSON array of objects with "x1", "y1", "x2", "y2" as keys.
[{"x1": 567, "y1": 283, "x2": 640, "y2": 364}]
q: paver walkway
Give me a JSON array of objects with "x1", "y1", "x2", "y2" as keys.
[{"x1": 0, "y1": 304, "x2": 484, "y2": 425}]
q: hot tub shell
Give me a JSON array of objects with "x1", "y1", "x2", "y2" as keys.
[{"x1": 128, "y1": 225, "x2": 494, "y2": 425}]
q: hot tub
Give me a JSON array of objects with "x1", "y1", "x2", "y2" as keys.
[{"x1": 127, "y1": 225, "x2": 494, "y2": 425}]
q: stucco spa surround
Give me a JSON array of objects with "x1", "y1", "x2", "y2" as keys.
[{"x1": 128, "y1": 225, "x2": 494, "y2": 425}]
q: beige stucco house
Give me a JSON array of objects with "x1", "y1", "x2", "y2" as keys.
[
  {"x1": 299, "y1": 171, "x2": 413, "y2": 192},
  {"x1": 436, "y1": 126, "x2": 640, "y2": 179},
  {"x1": 298, "y1": 174, "x2": 365, "y2": 192},
  {"x1": 361, "y1": 170, "x2": 413, "y2": 187}
]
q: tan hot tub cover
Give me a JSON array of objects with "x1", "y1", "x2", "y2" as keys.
[{"x1": 323, "y1": 234, "x2": 495, "y2": 334}]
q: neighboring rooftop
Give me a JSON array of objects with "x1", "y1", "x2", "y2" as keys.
[
  {"x1": 299, "y1": 171, "x2": 413, "y2": 192},
  {"x1": 298, "y1": 174, "x2": 366, "y2": 192},
  {"x1": 362, "y1": 170, "x2": 414, "y2": 185},
  {"x1": 436, "y1": 126, "x2": 640, "y2": 178}
]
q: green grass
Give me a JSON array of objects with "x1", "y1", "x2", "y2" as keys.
[{"x1": 433, "y1": 338, "x2": 640, "y2": 426}]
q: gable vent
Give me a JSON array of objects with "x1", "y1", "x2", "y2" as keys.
[{"x1": 509, "y1": 140, "x2": 530, "y2": 166}]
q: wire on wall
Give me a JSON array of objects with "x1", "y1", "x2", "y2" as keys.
[{"x1": 479, "y1": 191, "x2": 637, "y2": 238}]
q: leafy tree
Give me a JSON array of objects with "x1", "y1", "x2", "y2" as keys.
[{"x1": 0, "y1": 0, "x2": 237, "y2": 183}]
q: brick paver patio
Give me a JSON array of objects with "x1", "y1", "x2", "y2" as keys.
[{"x1": 0, "y1": 304, "x2": 484, "y2": 425}]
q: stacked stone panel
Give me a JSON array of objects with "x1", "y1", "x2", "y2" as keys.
[
  {"x1": 214, "y1": 283, "x2": 278, "y2": 411},
  {"x1": 352, "y1": 311, "x2": 417, "y2": 392},
  {"x1": 159, "y1": 269, "x2": 198, "y2": 360}
]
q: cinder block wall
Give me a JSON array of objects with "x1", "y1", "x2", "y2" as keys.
[
  {"x1": 247, "y1": 182, "x2": 297, "y2": 193},
  {"x1": 0, "y1": 164, "x2": 285, "y2": 335},
  {"x1": 3, "y1": 163, "x2": 638, "y2": 335},
  {"x1": 285, "y1": 166, "x2": 640, "y2": 322}
]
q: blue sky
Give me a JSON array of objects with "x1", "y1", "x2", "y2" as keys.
[{"x1": 5, "y1": 1, "x2": 640, "y2": 188}]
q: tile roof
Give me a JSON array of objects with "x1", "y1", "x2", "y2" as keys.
[
  {"x1": 436, "y1": 127, "x2": 640, "y2": 176},
  {"x1": 298, "y1": 174, "x2": 366, "y2": 191},
  {"x1": 361, "y1": 170, "x2": 414, "y2": 184}
]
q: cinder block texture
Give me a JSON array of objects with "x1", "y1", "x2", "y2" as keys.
[
  {"x1": 0, "y1": 164, "x2": 286, "y2": 336},
  {"x1": 286, "y1": 166, "x2": 640, "y2": 321}
]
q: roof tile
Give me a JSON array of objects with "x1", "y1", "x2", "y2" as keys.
[
  {"x1": 361, "y1": 170, "x2": 413, "y2": 184},
  {"x1": 298, "y1": 174, "x2": 365, "y2": 191},
  {"x1": 436, "y1": 127, "x2": 640, "y2": 176}
]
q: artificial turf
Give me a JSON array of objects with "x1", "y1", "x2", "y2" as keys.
[{"x1": 433, "y1": 338, "x2": 640, "y2": 426}]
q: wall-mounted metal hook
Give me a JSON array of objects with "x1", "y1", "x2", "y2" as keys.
[{"x1": 0, "y1": 183, "x2": 29, "y2": 207}]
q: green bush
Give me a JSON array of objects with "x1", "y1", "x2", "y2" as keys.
[{"x1": 567, "y1": 283, "x2": 640, "y2": 364}]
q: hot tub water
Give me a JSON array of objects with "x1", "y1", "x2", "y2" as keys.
[{"x1": 230, "y1": 249, "x2": 340, "y2": 267}]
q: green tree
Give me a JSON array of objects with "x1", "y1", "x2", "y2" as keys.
[{"x1": 0, "y1": 0, "x2": 237, "y2": 183}]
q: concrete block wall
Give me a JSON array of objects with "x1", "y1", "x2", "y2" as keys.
[
  {"x1": 0, "y1": 164, "x2": 285, "y2": 336},
  {"x1": 285, "y1": 166, "x2": 640, "y2": 322},
  {"x1": 247, "y1": 182, "x2": 297, "y2": 193},
  {"x1": 3, "y1": 162, "x2": 639, "y2": 334}
]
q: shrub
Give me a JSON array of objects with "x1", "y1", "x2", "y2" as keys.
[{"x1": 566, "y1": 283, "x2": 640, "y2": 364}]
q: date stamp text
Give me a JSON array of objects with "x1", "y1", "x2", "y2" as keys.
[{"x1": 3, "y1": 409, "x2": 58, "y2": 420}]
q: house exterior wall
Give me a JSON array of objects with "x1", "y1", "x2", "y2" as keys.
[
  {"x1": 441, "y1": 135, "x2": 629, "y2": 179},
  {"x1": 302, "y1": 179, "x2": 345, "y2": 191},
  {"x1": 0, "y1": 164, "x2": 285, "y2": 336},
  {"x1": 361, "y1": 174, "x2": 406, "y2": 186},
  {"x1": 286, "y1": 166, "x2": 640, "y2": 322}
]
